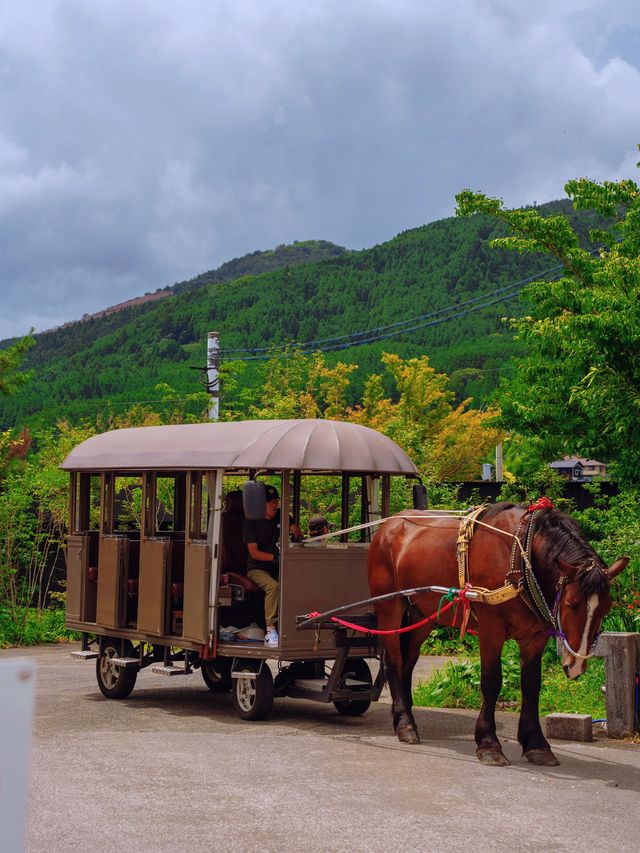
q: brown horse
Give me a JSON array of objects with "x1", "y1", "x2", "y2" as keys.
[{"x1": 368, "y1": 502, "x2": 628, "y2": 766}]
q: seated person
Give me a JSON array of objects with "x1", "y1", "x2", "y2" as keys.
[
  {"x1": 243, "y1": 485, "x2": 302, "y2": 648},
  {"x1": 308, "y1": 515, "x2": 330, "y2": 538}
]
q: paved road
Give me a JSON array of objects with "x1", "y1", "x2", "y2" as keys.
[{"x1": 2, "y1": 644, "x2": 638, "y2": 853}]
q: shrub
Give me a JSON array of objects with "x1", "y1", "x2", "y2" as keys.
[
  {"x1": 414, "y1": 639, "x2": 607, "y2": 718},
  {"x1": 0, "y1": 606, "x2": 79, "y2": 648}
]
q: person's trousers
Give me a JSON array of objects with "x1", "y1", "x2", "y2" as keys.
[{"x1": 247, "y1": 568, "x2": 279, "y2": 627}]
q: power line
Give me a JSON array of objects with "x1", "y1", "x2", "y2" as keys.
[{"x1": 218, "y1": 261, "x2": 567, "y2": 360}]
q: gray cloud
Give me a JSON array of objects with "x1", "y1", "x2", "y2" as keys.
[{"x1": 1, "y1": 0, "x2": 639, "y2": 339}]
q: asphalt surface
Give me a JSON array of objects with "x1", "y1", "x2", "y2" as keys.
[{"x1": 2, "y1": 643, "x2": 638, "y2": 853}]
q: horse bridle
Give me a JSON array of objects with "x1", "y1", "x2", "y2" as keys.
[
  {"x1": 551, "y1": 562, "x2": 603, "y2": 660},
  {"x1": 508, "y1": 511, "x2": 604, "y2": 660}
]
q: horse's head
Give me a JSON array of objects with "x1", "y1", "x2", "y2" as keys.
[{"x1": 556, "y1": 556, "x2": 628, "y2": 679}]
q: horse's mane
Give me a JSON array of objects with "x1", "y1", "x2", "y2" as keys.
[{"x1": 479, "y1": 502, "x2": 610, "y2": 594}]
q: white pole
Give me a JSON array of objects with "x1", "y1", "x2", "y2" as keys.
[
  {"x1": 495, "y1": 443, "x2": 503, "y2": 482},
  {"x1": 0, "y1": 659, "x2": 36, "y2": 853},
  {"x1": 207, "y1": 331, "x2": 220, "y2": 422}
]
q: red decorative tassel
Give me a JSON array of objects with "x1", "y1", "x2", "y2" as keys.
[{"x1": 528, "y1": 496, "x2": 554, "y2": 512}]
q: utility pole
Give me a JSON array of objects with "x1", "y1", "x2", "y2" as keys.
[
  {"x1": 207, "y1": 331, "x2": 220, "y2": 422},
  {"x1": 495, "y1": 443, "x2": 503, "y2": 482}
]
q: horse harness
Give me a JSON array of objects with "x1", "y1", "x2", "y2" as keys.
[
  {"x1": 456, "y1": 505, "x2": 522, "y2": 606},
  {"x1": 456, "y1": 504, "x2": 555, "y2": 621},
  {"x1": 455, "y1": 503, "x2": 601, "y2": 658}
]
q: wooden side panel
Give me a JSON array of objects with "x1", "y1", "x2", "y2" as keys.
[
  {"x1": 279, "y1": 545, "x2": 370, "y2": 653},
  {"x1": 96, "y1": 536, "x2": 128, "y2": 628},
  {"x1": 65, "y1": 534, "x2": 86, "y2": 624},
  {"x1": 182, "y1": 541, "x2": 210, "y2": 643},
  {"x1": 137, "y1": 538, "x2": 171, "y2": 636}
]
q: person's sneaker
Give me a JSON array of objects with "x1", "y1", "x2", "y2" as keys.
[{"x1": 264, "y1": 628, "x2": 279, "y2": 647}]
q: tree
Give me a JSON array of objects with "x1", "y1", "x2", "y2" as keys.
[
  {"x1": 347, "y1": 353, "x2": 503, "y2": 481},
  {"x1": 247, "y1": 348, "x2": 356, "y2": 420},
  {"x1": 248, "y1": 348, "x2": 503, "y2": 481},
  {"x1": 0, "y1": 336, "x2": 34, "y2": 477},
  {"x1": 456, "y1": 155, "x2": 640, "y2": 483},
  {"x1": 0, "y1": 334, "x2": 34, "y2": 396}
]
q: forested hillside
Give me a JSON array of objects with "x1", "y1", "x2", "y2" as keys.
[
  {"x1": 0, "y1": 200, "x2": 606, "y2": 430},
  {"x1": 172, "y1": 239, "x2": 347, "y2": 295}
]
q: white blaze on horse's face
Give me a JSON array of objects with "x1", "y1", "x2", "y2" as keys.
[{"x1": 562, "y1": 592, "x2": 600, "y2": 679}]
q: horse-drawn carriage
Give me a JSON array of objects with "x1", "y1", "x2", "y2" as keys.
[
  {"x1": 62, "y1": 418, "x2": 419, "y2": 720},
  {"x1": 63, "y1": 418, "x2": 627, "y2": 765}
]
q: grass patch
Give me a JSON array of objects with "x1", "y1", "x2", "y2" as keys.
[
  {"x1": 413, "y1": 640, "x2": 607, "y2": 718},
  {"x1": 0, "y1": 606, "x2": 79, "y2": 648},
  {"x1": 420, "y1": 626, "x2": 479, "y2": 657}
]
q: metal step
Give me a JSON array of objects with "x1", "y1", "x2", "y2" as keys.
[
  {"x1": 70, "y1": 650, "x2": 98, "y2": 660},
  {"x1": 150, "y1": 664, "x2": 191, "y2": 676},
  {"x1": 111, "y1": 657, "x2": 140, "y2": 669}
]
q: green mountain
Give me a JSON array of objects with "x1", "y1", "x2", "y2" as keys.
[
  {"x1": 0, "y1": 200, "x2": 607, "y2": 429},
  {"x1": 171, "y1": 239, "x2": 347, "y2": 295}
]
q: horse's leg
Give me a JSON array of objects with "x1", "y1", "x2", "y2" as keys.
[
  {"x1": 377, "y1": 600, "x2": 420, "y2": 744},
  {"x1": 475, "y1": 621, "x2": 510, "y2": 766},
  {"x1": 397, "y1": 622, "x2": 427, "y2": 738},
  {"x1": 518, "y1": 641, "x2": 560, "y2": 766}
]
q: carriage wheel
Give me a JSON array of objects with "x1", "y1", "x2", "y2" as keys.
[
  {"x1": 333, "y1": 657, "x2": 372, "y2": 717},
  {"x1": 96, "y1": 638, "x2": 138, "y2": 700},
  {"x1": 232, "y1": 664, "x2": 274, "y2": 721},
  {"x1": 201, "y1": 658, "x2": 233, "y2": 693}
]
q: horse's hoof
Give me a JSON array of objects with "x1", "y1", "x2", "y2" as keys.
[
  {"x1": 397, "y1": 725, "x2": 420, "y2": 745},
  {"x1": 524, "y1": 748, "x2": 560, "y2": 766},
  {"x1": 476, "y1": 747, "x2": 510, "y2": 766}
]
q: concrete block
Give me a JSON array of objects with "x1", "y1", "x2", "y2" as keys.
[{"x1": 546, "y1": 713, "x2": 593, "y2": 742}]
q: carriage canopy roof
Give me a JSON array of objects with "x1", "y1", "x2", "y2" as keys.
[{"x1": 60, "y1": 419, "x2": 418, "y2": 475}]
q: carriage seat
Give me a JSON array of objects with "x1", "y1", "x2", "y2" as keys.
[{"x1": 222, "y1": 572, "x2": 260, "y2": 595}]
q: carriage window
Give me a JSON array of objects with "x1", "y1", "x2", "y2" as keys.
[
  {"x1": 188, "y1": 472, "x2": 210, "y2": 540},
  {"x1": 113, "y1": 476, "x2": 143, "y2": 532},
  {"x1": 155, "y1": 476, "x2": 176, "y2": 532},
  {"x1": 222, "y1": 475, "x2": 246, "y2": 505},
  {"x1": 72, "y1": 473, "x2": 101, "y2": 533},
  {"x1": 153, "y1": 474, "x2": 186, "y2": 534},
  {"x1": 295, "y1": 473, "x2": 383, "y2": 543}
]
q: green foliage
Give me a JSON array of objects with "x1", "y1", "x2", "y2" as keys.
[
  {"x1": 572, "y1": 486, "x2": 640, "y2": 631},
  {"x1": 172, "y1": 239, "x2": 347, "y2": 295},
  {"x1": 457, "y1": 157, "x2": 640, "y2": 484},
  {"x1": 0, "y1": 606, "x2": 78, "y2": 647},
  {"x1": 414, "y1": 640, "x2": 607, "y2": 717},
  {"x1": 0, "y1": 334, "x2": 34, "y2": 397},
  {"x1": 420, "y1": 626, "x2": 479, "y2": 656},
  {"x1": 497, "y1": 464, "x2": 566, "y2": 506}
]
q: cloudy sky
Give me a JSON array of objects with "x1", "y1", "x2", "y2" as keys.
[{"x1": 1, "y1": 0, "x2": 639, "y2": 340}]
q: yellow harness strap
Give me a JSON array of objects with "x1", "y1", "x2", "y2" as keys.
[
  {"x1": 468, "y1": 583, "x2": 521, "y2": 605},
  {"x1": 456, "y1": 505, "x2": 486, "y2": 588},
  {"x1": 456, "y1": 506, "x2": 522, "y2": 607}
]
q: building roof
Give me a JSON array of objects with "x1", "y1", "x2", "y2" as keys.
[
  {"x1": 549, "y1": 456, "x2": 606, "y2": 469},
  {"x1": 60, "y1": 419, "x2": 418, "y2": 475}
]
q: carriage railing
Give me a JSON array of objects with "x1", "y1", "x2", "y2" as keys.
[
  {"x1": 296, "y1": 584, "x2": 482, "y2": 631},
  {"x1": 294, "y1": 511, "x2": 470, "y2": 545}
]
